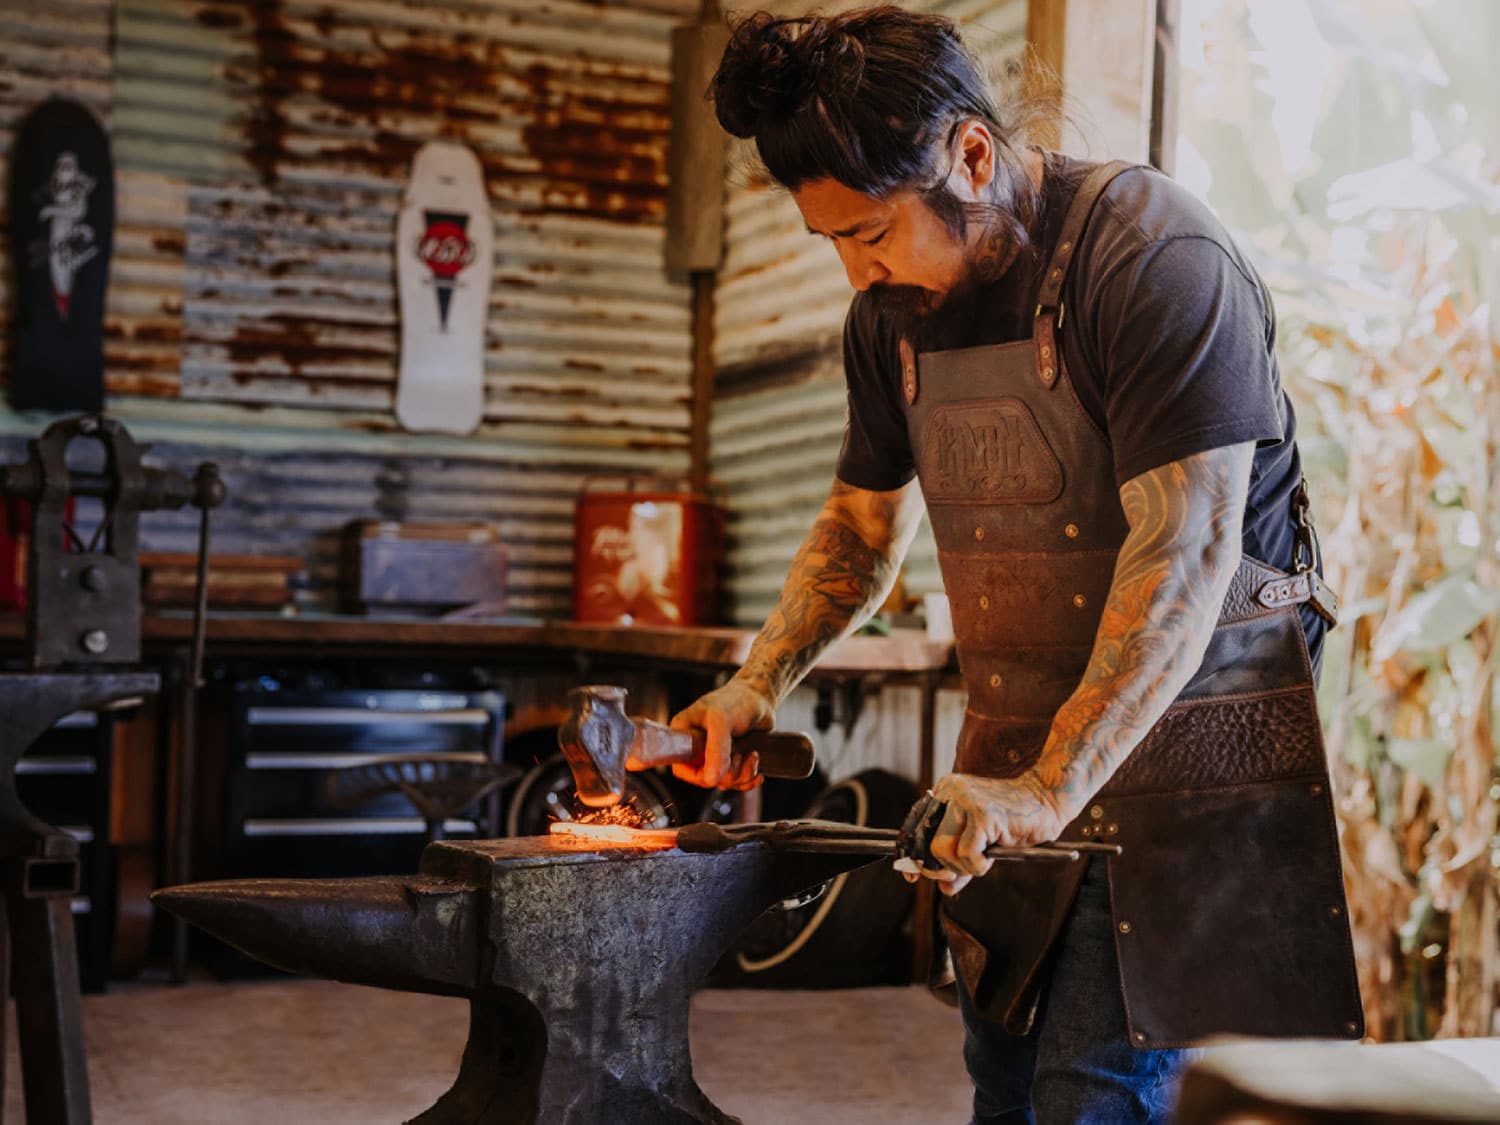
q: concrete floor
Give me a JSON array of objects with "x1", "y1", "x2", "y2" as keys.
[{"x1": 3, "y1": 979, "x2": 974, "y2": 1123}]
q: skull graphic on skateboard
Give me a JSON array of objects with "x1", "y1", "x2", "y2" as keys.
[
  {"x1": 9, "y1": 98, "x2": 114, "y2": 412},
  {"x1": 395, "y1": 140, "x2": 494, "y2": 435}
]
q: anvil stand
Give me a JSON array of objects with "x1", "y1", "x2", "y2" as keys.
[{"x1": 0, "y1": 415, "x2": 222, "y2": 1124}]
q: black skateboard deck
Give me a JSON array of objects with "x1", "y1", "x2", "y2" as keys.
[{"x1": 9, "y1": 97, "x2": 114, "y2": 412}]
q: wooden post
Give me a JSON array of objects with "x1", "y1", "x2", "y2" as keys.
[
  {"x1": 1026, "y1": 0, "x2": 1159, "y2": 163},
  {"x1": 664, "y1": 2, "x2": 730, "y2": 494},
  {"x1": 1151, "y1": 0, "x2": 1182, "y2": 174}
]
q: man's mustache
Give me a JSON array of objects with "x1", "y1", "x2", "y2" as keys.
[{"x1": 867, "y1": 284, "x2": 937, "y2": 318}]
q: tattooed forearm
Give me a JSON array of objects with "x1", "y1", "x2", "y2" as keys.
[
  {"x1": 740, "y1": 478, "x2": 924, "y2": 704},
  {"x1": 1028, "y1": 443, "x2": 1255, "y2": 818}
]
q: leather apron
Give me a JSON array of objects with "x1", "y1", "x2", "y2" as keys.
[{"x1": 903, "y1": 162, "x2": 1364, "y2": 1047}]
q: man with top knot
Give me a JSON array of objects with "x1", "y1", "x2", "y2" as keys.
[{"x1": 671, "y1": 7, "x2": 1363, "y2": 1124}]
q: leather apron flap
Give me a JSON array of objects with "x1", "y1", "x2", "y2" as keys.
[
  {"x1": 941, "y1": 858, "x2": 1088, "y2": 1034},
  {"x1": 1100, "y1": 777, "x2": 1365, "y2": 1048}
]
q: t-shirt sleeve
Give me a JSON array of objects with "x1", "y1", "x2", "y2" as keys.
[
  {"x1": 1082, "y1": 233, "x2": 1286, "y2": 486},
  {"x1": 834, "y1": 296, "x2": 916, "y2": 491}
]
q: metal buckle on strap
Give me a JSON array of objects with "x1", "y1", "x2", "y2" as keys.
[
  {"x1": 1281, "y1": 480, "x2": 1341, "y2": 625},
  {"x1": 1033, "y1": 302, "x2": 1066, "y2": 329}
]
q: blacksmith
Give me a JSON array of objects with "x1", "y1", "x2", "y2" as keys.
[{"x1": 673, "y1": 7, "x2": 1363, "y2": 1123}]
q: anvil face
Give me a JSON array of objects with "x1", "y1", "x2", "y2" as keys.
[{"x1": 156, "y1": 834, "x2": 873, "y2": 1124}]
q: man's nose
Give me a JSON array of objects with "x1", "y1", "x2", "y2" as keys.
[{"x1": 837, "y1": 242, "x2": 889, "y2": 291}]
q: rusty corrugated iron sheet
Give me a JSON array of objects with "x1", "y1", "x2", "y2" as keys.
[
  {"x1": 110, "y1": 0, "x2": 695, "y2": 435},
  {"x1": 712, "y1": 0, "x2": 1025, "y2": 626},
  {"x1": 709, "y1": 378, "x2": 940, "y2": 627},
  {"x1": 0, "y1": 0, "x2": 703, "y2": 616}
]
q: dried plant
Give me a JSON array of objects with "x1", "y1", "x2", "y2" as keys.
[{"x1": 1180, "y1": 0, "x2": 1500, "y2": 1038}]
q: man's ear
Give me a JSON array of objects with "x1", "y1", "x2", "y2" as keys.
[{"x1": 951, "y1": 119, "x2": 996, "y2": 199}]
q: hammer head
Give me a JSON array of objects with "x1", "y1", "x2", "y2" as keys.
[{"x1": 557, "y1": 685, "x2": 637, "y2": 807}]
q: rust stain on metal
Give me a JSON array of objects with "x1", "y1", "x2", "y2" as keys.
[
  {"x1": 194, "y1": 5, "x2": 245, "y2": 31},
  {"x1": 104, "y1": 372, "x2": 181, "y2": 398},
  {"x1": 223, "y1": 318, "x2": 393, "y2": 377},
  {"x1": 110, "y1": 323, "x2": 183, "y2": 344},
  {"x1": 226, "y1": 1, "x2": 669, "y2": 222}
]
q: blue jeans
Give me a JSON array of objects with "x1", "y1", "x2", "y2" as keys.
[{"x1": 955, "y1": 858, "x2": 1189, "y2": 1124}]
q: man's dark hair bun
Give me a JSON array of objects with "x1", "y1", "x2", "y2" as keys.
[
  {"x1": 713, "y1": 13, "x2": 865, "y2": 139},
  {"x1": 709, "y1": 6, "x2": 1021, "y2": 204}
]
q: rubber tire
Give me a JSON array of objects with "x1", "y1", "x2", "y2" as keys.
[
  {"x1": 505, "y1": 750, "x2": 675, "y2": 837},
  {"x1": 710, "y1": 767, "x2": 919, "y2": 989}
]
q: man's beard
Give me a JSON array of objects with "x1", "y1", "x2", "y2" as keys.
[
  {"x1": 867, "y1": 268, "x2": 993, "y2": 353},
  {"x1": 867, "y1": 209, "x2": 1031, "y2": 352}
]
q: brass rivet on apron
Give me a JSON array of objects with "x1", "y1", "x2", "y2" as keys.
[
  {"x1": 1327, "y1": 905, "x2": 1342, "y2": 918},
  {"x1": 1065, "y1": 523, "x2": 1080, "y2": 539},
  {"x1": 1041, "y1": 365, "x2": 1054, "y2": 382},
  {"x1": 1343, "y1": 1021, "x2": 1359, "y2": 1037},
  {"x1": 1107, "y1": 823, "x2": 1119, "y2": 835},
  {"x1": 1072, "y1": 594, "x2": 1087, "y2": 608},
  {"x1": 1040, "y1": 345, "x2": 1051, "y2": 359},
  {"x1": 1118, "y1": 921, "x2": 1132, "y2": 934},
  {"x1": 1132, "y1": 1032, "x2": 1147, "y2": 1045},
  {"x1": 974, "y1": 526, "x2": 985, "y2": 541},
  {"x1": 1050, "y1": 268, "x2": 1062, "y2": 280},
  {"x1": 989, "y1": 673, "x2": 1002, "y2": 688},
  {"x1": 979, "y1": 595, "x2": 989, "y2": 610},
  {"x1": 1090, "y1": 805, "x2": 1104, "y2": 820},
  {"x1": 1310, "y1": 782, "x2": 1323, "y2": 796},
  {"x1": 1006, "y1": 749, "x2": 1019, "y2": 762},
  {"x1": 1081, "y1": 825, "x2": 1093, "y2": 837},
  {"x1": 1060, "y1": 241, "x2": 1072, "y2": 253}
]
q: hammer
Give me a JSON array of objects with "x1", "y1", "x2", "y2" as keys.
[{"x1": 558, "y1": 685, "x2": 817, "y2": 807}]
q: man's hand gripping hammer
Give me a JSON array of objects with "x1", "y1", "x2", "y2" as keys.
[{"x1": 557, "y1": 685, "x2": 817, "y2": 808}]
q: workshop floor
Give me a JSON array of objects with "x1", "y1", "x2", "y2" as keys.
[{"x1": 3, "y1": 979, "x2": 974, "y2": 1123}]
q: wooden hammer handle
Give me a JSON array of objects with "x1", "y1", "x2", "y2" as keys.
[
  {"x1": 628, "y1": 720, "x2": 816, "y2": 780},
  {"x1": 719, "y1": 729, "x2": 817, "y2": 779}
]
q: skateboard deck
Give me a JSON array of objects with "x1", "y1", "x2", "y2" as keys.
[
  {"x1": 9, "y1": 97, "x2": 114, "y2": 412},
  {"x1": 394, "y1": 140, "x2": 493, "y2": 435}
]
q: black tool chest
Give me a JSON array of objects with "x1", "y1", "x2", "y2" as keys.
[
  {"x1": 15, "y1": 709, "x2": 117, "y2": 992},
  {"x1": 222, "y1": 672, "x2": 505, "y2": 880}
]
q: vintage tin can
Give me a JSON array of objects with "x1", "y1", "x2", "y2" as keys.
[{"x1": 572, "y1": 476, "x2": 724, "y2": 626}]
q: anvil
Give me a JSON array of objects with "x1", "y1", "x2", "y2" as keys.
[{"x1": 153, "y1": 831, "x2": 874, "y2": 1124}]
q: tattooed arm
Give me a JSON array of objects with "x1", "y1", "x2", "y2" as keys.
[
  {"x1": 671, "y1": 477, "x2": 926, "y2": 788},
  {"x1": 922, "y1": 442, "x2": 1253, "y2": 891}
]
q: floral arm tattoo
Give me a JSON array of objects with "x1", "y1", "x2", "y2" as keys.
[
  {"x1": 1028, "y1": 442, "x2": 1254, "y2": 818},
  {"x1": 740, "y1": 478, "x2": 924, "y2": 705}
]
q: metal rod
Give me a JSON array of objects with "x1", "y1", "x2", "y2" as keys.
[{"x1": 171, "y1": 479, "x2": 215, "y2": 983}]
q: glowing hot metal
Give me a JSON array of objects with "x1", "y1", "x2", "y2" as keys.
[{"x1": 548, "y1": 822, "x2": 679, "y2": 848}]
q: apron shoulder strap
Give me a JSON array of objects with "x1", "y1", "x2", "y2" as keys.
[{"x1": 1033, "y1": 159, "x2": 1139, "y2": 389}]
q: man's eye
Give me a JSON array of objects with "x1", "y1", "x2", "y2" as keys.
[{"x1": 862, "y1": 231, "x2": 887, "y2": 247}]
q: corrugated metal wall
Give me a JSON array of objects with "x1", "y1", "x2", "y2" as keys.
[
  {"x1": 0, "y1": 0, "x2": 698, "y2": 615},
  {"x1": 710, "y1": 0, "x2": 1029, "y2": 626}
]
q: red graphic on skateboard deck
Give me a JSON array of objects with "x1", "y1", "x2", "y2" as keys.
[{"x1": 415, "y1": 210, "x2": 475, "y2": 330}]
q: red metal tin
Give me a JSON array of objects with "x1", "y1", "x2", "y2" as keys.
[
  {"x1": 0, "y1": 496, "x2": 76, "y2": 609},
  {"x1": 572, "y1": 476, "x2": 725, "y2": 626}
]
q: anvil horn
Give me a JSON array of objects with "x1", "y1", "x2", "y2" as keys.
[{"x1": 151, "y1": 875, "x2": 480, "y2": 996}]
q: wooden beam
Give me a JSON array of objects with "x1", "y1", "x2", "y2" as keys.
[
  {"x1": 1026, "y1": 0, "x2": 1067, "y2": 152},
  {"x1": 1027, "y1": 0, "x2": 1158, "y2": 163}
]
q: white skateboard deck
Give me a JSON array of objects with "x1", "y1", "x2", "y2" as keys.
[{"x1": 395, "y1": 140, "x2": 494, "y2": 435}]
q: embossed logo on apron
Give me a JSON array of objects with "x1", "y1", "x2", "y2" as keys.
[{"x1": 919, "y1": 399, "x2": 1063, "y2": 504}]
